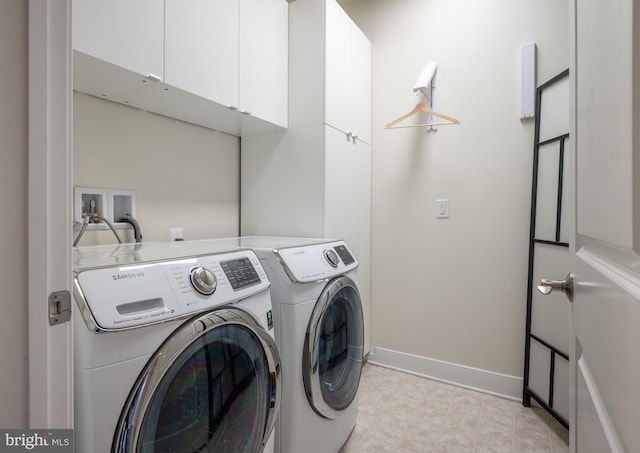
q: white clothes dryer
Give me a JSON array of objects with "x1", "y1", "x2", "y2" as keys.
[
  {"x1": 191, "y1": 237, "x2": 364, "y2": 453},
  {"x1": 73, "y1": 242, "x2": 281, "y2": 453}
]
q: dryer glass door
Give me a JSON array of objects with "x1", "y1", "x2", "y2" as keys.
[
  {"x1": 303, "y1": 276, "x2": 364, "y2": 419},
  {"x1": 114, "y1": 308, "x2": 281, "y2": 453}
]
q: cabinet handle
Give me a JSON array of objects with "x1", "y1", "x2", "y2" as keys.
[
  {"x1": 239, "y1": 110, "x2": 251, "y2": 115},
  {"x1": 227, "y1": 105, "x2": 238, "y2": 111}
]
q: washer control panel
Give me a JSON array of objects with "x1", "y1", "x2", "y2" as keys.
[
  {"x1": 275, "y1": 240, "x2": 358, "y2": 283},
  {"x1": 74, "y1": 250, "x2": 269, "y2": 332},
  {"x1": 221, "y1": 257, "x2": 262, "y2": 290}
]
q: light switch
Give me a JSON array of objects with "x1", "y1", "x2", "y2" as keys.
[{"x1": 436, "y1": 199, "x2": 449, "y2": 218}]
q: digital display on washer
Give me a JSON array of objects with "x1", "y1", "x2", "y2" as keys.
[
  {"x1": 334, "y1": 245, "x2": 355, "y2": 265},
  {"x1": 220, "y1": 258, "x2": 262, "y2": 290}
]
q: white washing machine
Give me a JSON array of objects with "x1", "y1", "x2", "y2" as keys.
[
  {"x1": 73, "y1": 242, "x2": 281, "y2": 453},
  {"x1": 190, "y1": 237, "x2": 364, "y2": 453}
]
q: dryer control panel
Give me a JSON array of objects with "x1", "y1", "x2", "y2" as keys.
[
  {"x1": 74, "y1": 250, "x2": 269, "y2": 332},
  {"x1": 274, "y1": 240, "x2": 358, "y2": 283}
]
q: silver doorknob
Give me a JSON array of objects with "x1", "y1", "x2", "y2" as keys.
[{"x1": 537, "y1": 273, "x2": 574, "y2": 302}]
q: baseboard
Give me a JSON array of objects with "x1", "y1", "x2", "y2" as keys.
[{"x1": 367, "y1": 347, "x2": 523, "y2": 401}]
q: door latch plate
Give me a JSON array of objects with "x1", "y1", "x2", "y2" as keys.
[{"x1": 49, "y1": 290, "x2": 71, "y2": 325}]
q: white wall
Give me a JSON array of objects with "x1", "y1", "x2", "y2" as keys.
[
  {"x1": 0, "y1": 0, "x2": 28, "y2": 427},
  {"x1": 73, "y1": 93, "x2": 240, "y2": 245},
  {"x1": 340, "y1": 0, "x2": 569, "y2": 387}
]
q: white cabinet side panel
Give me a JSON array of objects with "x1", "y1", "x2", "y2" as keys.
[{"x1": 241, "y1": 131, "x2": 326, "y2": 237}]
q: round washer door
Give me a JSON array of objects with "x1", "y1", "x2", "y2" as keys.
[
  {"x1": 113, "y1": 307, "x2": 281, "y2": 453},
  {"x1": 303, "y1": 276, "x2": 364, "y2": 419}
]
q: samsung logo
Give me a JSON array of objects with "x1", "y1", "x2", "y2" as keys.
[{"x1": 112, "y1": 271, "x2": 145, "y2": 281}]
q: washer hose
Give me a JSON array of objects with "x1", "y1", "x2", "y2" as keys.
[
  {"x1": 117, "y1": 214, "x2": 142, "y2": 243},
  {"x1": 73, "y1": 213, "x2": 122, "y2": 247}
]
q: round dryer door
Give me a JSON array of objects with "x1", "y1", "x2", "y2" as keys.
[
  {"x1": 303, "y1": 276, "x2": 364, "y2": 419},
  {"x1": 113, "y1": 308, "x2": 281, "y2": 453}
]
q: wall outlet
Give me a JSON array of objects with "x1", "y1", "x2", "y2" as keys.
[
  {"x1": 169, "y1": 227, "x2": 184, "y2": 242},
  {"x1": 436, "y1": 199, "x2": 449, "y2": 218}
]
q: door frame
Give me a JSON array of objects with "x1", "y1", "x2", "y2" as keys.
[{"x1": 28, "y1": 0, "x2": 73, "y2": 428}]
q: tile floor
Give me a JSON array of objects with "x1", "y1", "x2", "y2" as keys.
[{"x1": 340, "y1": 364, "x2": 569, "y2": 453}]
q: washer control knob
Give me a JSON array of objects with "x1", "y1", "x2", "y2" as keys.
[
  {"x1": 323, "y1": 249, "x2": 340, "y2": 267},
  {"x1": 189, "y1": 267, "x2": 217, "y2": 295}
]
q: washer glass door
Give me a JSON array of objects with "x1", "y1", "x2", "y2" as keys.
[
  {"x1": 303, "y1": 276, "x2": 364, "y2": 419},
  {"x1": 114, "y1": 308, "x2": 281, "y2": 453}
]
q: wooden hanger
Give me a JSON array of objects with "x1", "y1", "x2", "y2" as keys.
[{"x1": 385, "y1": 102, "x2": 460, "y2": 129}]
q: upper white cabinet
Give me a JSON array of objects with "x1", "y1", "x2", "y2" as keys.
[
  {"x1": 165, "y1": 0, "x2": 239, "y2": 110},
  {"x1": 239, "y1": 0, "x2": 288, "y2": 128},
  {"x1": 325, "y1": 0, "x2": 371, "y2": 144},
  {"x1": 72, "y1": 0, "x2": 288, "y2": 135},
  {"x1": 72, "y1": 0, "x2": 164, "y2": 80},
  {"x1": 164, "y1": 0, "x2": 288, "y2": 128}
]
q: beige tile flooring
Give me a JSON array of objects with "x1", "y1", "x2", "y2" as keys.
[{"x1": 340, "y1": 364, "x2": 569, "y2": 453}]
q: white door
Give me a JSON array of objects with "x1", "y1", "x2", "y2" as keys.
[
  {"x1": 28, "y1": 0, "x2": 73, "y2": 427},
  {"x1": 563, "y1": 0, "x2": 640, "y2": 451}
]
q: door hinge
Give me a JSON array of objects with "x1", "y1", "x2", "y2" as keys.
[{"x1": 49, "y1": 290, "x2": 71, "y2": 325}]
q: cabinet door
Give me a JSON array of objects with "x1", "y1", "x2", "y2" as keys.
[
  {"x1": 72, "y1": 0, "x2": 164, "y2": 79},
  {"x1": 325, "y1": 0, "x2": 371, "y2": 144},
  {"x1": 325, "y1": 0, "x2": 353, "y2": 135},
  {"x1": 324, "y1": 125, "x2": 371, "y2": 352},
  {"x1": 239, "y1": 0, "x2": 288, "y2": 127},
  {"x1": 165, "y1": 0, "x2": 239, "y2": 109},
  {"x1": 350, "y1": 24, "x2": 372, "y2": 144}
]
